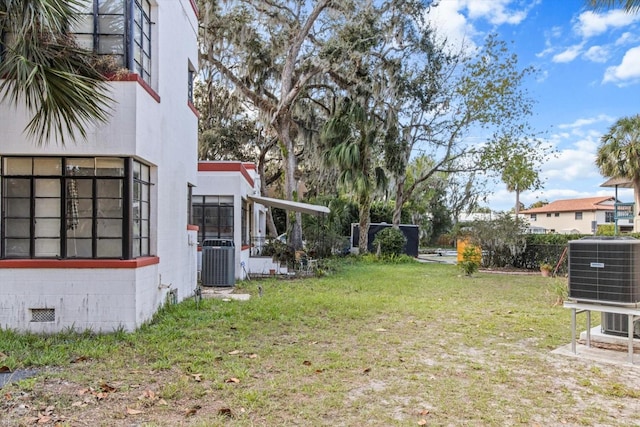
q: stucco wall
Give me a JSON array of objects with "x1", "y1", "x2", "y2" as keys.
[{"x1": 0, "y1": 0, "x2": 199, "y2": 333}]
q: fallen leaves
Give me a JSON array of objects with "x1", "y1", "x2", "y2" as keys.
[
  {"x1": 217, "y1": 407, "x2": 234, "y2": 418},
  {"x1": 185, "y1": 404, "x2": 201, "y2": 417},
  {"x1": 25, "y1": 405, "x2": 63, "y2": 425},
  {"x1": 126, "y1": 407, "x2": 144, "y2": 415}
]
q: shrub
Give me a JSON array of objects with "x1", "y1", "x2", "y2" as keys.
[
  {"x1": 372, "y1": 227, "x2": 407, "y2": 256},
  {"x1": 458, "y1": 244, "x2": 480, "y2": 276}
]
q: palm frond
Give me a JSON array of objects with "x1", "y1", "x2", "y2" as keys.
[{"x1": 0, "y1": 0, "x2": 112, "y2": 144}]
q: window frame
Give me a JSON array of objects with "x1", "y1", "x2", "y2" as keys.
[
  {"x1": 575, "y1": 212, "x2": 583, "y2": 220},
  {"x1": 192, "y1": 196, "x2": 234, "y2": 245},
  {"x1": 71, "y1": 0, "x2": 153, "y2": 85},
  {"x1": 605, "y1": 211, "x2": 615, "y2": 223},
  {"x1": 1, "y1": 156, "x2": 151, "y2": 260}
]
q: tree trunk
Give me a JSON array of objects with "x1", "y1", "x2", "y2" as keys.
[
  {"x1": 634, "y1": 179, "x2": 640, "y2": 232},
  {"x1": 257, "y1": 153, "x2": 279, "y2": 237},
  {"x1": 392, "y1": 178, "x2": 405, "y2": 226},
  {"x1": 278, "y1": 116, "x2": 304, "y2": 250},
  {"x1": 358, "y1": 191, "x2": 371, "y2": 254},
  {"x1": 515, "y1": 188, "x2": 521, "y2": 225}
]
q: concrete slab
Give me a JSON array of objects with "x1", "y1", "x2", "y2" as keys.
[
  {"x1": 552, "y1": 343, "x2": 640, "y2": 368},
  {"x1": 200, "y1": 287, "x2": 251, "y2": 301},
  {"x1": 0, "y1": 369, "x2": 39, "y2": 389},
  {"x1": 552, "y1": 326, "x2": 640, "y2": 367}
]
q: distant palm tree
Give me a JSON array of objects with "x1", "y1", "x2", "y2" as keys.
[
  {"x1": 596, "y1": 115, "x2": 640, "y2": 218},
  {"x1": 0, "y1": 0, "x2": 111, "y2": 144},
  {"x1": 587, "y1": 0, "x2": 640, "y2": 12},
  {"x1": 322, "y1": 97, "x2": 388, "y2": 254}
]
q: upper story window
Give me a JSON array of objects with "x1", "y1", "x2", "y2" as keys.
[
  {"x1": 575, "y1": 212, "x2": 583, "y2": 220},
  {"x1": 530, "y1": 214, "x2": 537, "y2": 221},
  {"x1": 555, "y1": 212, "x2": 560, "y2": 217},
  {"x1": 605, "y1": 211, "x2": 615, "y2": 223},
  {"x1": 72, "y1": 0, "x2": 153, "y2": 85},
  {"x1": 188, "y1": 67, "x2": 195, "y2": 104}
]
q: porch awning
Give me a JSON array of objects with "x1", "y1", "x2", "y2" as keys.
[
  {"x1": 248, "y1": 195, "x2": 330, "y2": 216},
  {"x1": 600, "y1": 177, "x2": 634, "y2": 188}
]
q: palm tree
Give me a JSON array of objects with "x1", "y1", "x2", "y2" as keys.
[
  {"x1": 596, "y1": 115, "x2": 640, "y2": 220},
  {"x1": 587, "y1": 0, "x2": 640, "y2": 12},
  {"x1": 322, "y1": 97, "x2": 388, "y2": 254},
  {"x1": 0, "y1": 0, "x2": 111, "y2": 144}
]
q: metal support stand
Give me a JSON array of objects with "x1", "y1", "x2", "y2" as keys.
[{"x1": 564, "y1": 301, "x2": 640, "y2": 364}]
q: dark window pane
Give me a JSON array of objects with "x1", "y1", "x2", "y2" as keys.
[
  {"x1": 4, "y1": 239, "x2": 29, "y2": 257},
  {"x1": 35, "y1": 198, "x2": 61, "y2": 217},
  {"x1": 66, "y1": 239, "x2": 92, "y2": 257},
  {"x1": 5, "y1": 179, "x2": 30, "y2": 197},
  {"x1": 35, "y1": 238, "x2": 60, "y2": 257},
  {"x1": 35, "y1": 179, "x2": 60, "y2": 197},
  {"x1": 99, "y1": 0, "x2": 124, "y2": 14},
  {"x1": 5, "y1": 199, "x2": 30, "y2": 217},
  {"x1": 35, "y1": 219, "x2": 60, "y2": 238},
  {"x1": 5, "y1": 219, "x2": 30, "y2": 237},
  {"x1": 98, "y1": 198, "x2": 123, "y2": 217},
  {"x1": 97, "y1": 219, "x2": 122, "y2": 237},
  {"x1": 97, "y1": 179, "x2": 122, "y2": 198},
  {"x1": 97, "y1": 239, "x2": 122, "y2": 257}
]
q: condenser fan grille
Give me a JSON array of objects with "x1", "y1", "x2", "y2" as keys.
[{"x1": 568, "y1": 238, "x2": 640, "y2": 305}]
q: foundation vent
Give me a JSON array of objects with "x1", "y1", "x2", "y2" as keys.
[{"x1": 30, "y1": 308, "x2": 55, "y2": 322}]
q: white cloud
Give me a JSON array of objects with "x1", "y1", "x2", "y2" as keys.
[
  {"x1": 615, "y1": 31, "x2": 640, "y2": 46},
  {"x1": 583, "y1": 45, "x2": 610, "y2": 63},
  {"x1": 427, "y1": 0, "x2": 478, "y2": 53},
  {"x1": 557, "y1": 114, "x2": 615, "y2": 130},
  {"x1": 466, "y1": 0, "x2": 533, "y2": 25},
  {"x1": 574, "y1": 10, "x2": 639, "y2": 39},
  {"x1": 427, "y1": 0, "x2": 536, "y2": 54},
  {"x1": 603, "y1": 45, "x2": 640, "y2": 84},
  {"x1": 552, "y1": 43, "x2": 583, "y2": 63}
]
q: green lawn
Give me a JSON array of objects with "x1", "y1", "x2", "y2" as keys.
[{"x1": 2, "y1": 259, "x2": 639, "y2": 426}]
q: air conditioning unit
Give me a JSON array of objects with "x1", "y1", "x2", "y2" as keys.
[
  {"x1": 601, "y1": 312, "x2": 640, "y2": 338},
  {"x1": 201, "y1": 239, "x2": 235, "y2": 287},
  {"x1": 568, "y1": 237, "x2": 640, "y2": 305}
]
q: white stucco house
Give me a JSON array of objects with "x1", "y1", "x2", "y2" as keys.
[
  {"x1": 193, "y1": 161, "x2": 268, "y2": 281},
  {"x1": 519, "y1": 196, "x2": 630, "y2": 234},
  {"x1": 193, "y1": 161, "x2": 331, "y2": 280},
  {"x1": 0, "y1": 0, "x2": 199, "y2": 333}
]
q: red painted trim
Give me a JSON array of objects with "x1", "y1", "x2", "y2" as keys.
[
  {"x1": 197, "y1": 246, "x2": 202, "y2": 252},
  {"x1": 197, "y1": 162, "x2": 254, "y2": 188},
  {"x1": 0, "y1": 256, "x2": 160, "y2": 269},
  {"x1": 241, "y1": 245, "x2": 250, "y2": 251},
  {"x1": 187, "y1": 224, "x2": 199, "y2": 231},
  {"x1": 189, "y1": 0, "x2": 199, "y2": 18},
  {"x1": 106, "y1": 73, "x2": 160, "y2": 103},
  {"x1": 188, "y1": 101, "x2": 200, "y2": 117},
  {"x1": 243, "y1": 163, "x2": 257, "y2": 171}
]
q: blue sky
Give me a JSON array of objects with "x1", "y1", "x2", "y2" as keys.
[{"x1": 427, "y1": 0, "x2": 640, "y2": 212}]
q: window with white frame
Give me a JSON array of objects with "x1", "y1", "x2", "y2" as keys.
[
  {"x1": 1, "y1": 157, "x2": 151, "y2": 259},
  {"x1": 530, "y1": 214, "x2": 537, "y2": 221},
  {"x1": 72, "y1": 0, "x2": 153, "y2": 84},
  {"x1": 575, "y1": 212, "x2": 583, "y2": 220},
  {"x1": 605, "y1": 211, "x2": 615, "y2": 223}
]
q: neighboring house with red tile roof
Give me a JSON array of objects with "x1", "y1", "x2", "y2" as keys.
[{"x1": 519, "y1": 196, "x2": 630, "y2": 234}]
